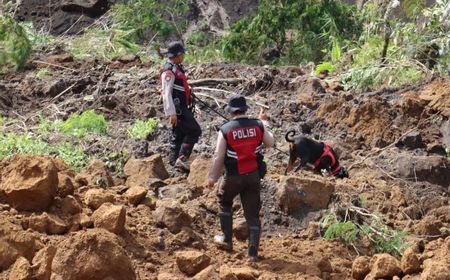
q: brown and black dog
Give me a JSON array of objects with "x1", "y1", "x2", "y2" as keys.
[{"x1": 284, "y1": 130, "x2": 348, "y2": 178}]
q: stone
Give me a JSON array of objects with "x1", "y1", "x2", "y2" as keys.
[
  {"x1": 175, "y1": 250, "x2": 211, "y2": 276},
  {"x1": 219, "y1": 265, "x2": 238, "y2": 280},
  {"x1": 57, "y1": 173, "x2": 75, "y2": 198},
  {"x1": 157, "y1": 273, "x2": 181, "y2": 280},
  {"x1": 9, "y1": 257, "x2": 31, "y2": 280},
  {"x1": 42, "y1": 79, "x2": 66, "y2": 97},
  {"x1": 187, "y1": 157, "x2": 212, "y2": 187},
  {"x1": 233, "y1": 218, "x2": 248, "y2": 241},
  {"x1": 60, "y1": 195, "x2": 82, "y2": 214},
  {"x1": 276, "y1": 176, "x2": 335, "y2": 214},
  {"x1": 233, "y1": 267, "x2": 260, "y2": 280},
  {"x1": 366, "y1": 254, "x2": 401, "y2": 279},
  {"x1": 27, "y1": 213, "x2": 68, "y2": 235},
  {"x1": 31, "y1": 246, "x2": 57, "y2": 280},
  {"x1": 0, "y1": 155, "x2": 58, "y2": 211},
  {"x1": 401, "y1": 131, "x2": 423, "y2": 149},
  {"x1": 193, "y1": 265, "x2": 219, "y2": 280},
  {"x1": 395, "y1": 155, "x2": 450, "y2": 187},
  {"x1": 167, "y1": 227, "x2": 205, "y2": 250},
  {"x1": 124, "y1": 186, "x2": 148, "y2": 206},
  {"x1": 46, "y1": 214, "x2": 69, "y2": 235},
  {"x1": 0, "y1": 220, "x2": 42, "y2": 270},
  {"x1": 351, "y1": 256, "x2": 370, "y2": 280},
  {"x1": 421, "y1": 260, "x2": 450, "y2": 280},
  {"x1": 154, "y1": 206, "x2": 192, "y2": 234},
  {"x1": 61, "y1": 0, "x2": 109, "y2": 17},
  {"x1": 50, "y1": 229, "x2": 136, "y2": 280},
  {"x1": 73, "y1": 213, "x2": 93, "y2": 228},
  {"x1": 401, "y1": 247, "x2": 421, "y2": 275},
  {"x1": 158, "y1": 184, "x2": 198, "y2": 202},
  {"x1": 92, "y1": 203, "x2": 126, "y2": 234},
  {"x1": 81, "y1": 160, "x2": 114, "y2": 188},
  {"x1": 412, "y1": 216, "x2": 443, "y2": 236},
  {"x1": 124, "y1": 155, "x2": 169, "y2": 187},
  {"x1": 84, "y1": 188, "x2": 115, "y2": 209}
]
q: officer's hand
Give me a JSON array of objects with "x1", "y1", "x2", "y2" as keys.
[
  {"x1": 258, "y1": 108, "x2": 268, "y2": 121},
  {"x1": 207, "y1": 179, "x2": 215, "y2": 189},
  {"x1": 169, "y1": 115, "x2": 177, "y2": 126}
]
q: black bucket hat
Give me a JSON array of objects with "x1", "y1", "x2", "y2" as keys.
[
  {"x1": 225, "y1": 95, "x2": 249, "y2": 113},
  {"x1": 166, "y1": 41, "x2": 186, "y2": 58}
]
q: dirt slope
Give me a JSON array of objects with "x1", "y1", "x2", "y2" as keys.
[{"x1": 0, "y1": 51, "x2": 449, "y2": 279}]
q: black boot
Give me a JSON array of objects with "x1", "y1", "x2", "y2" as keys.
[
  {"x1": 214, "y1": 212, "x2": 233, "y2": 251},
  {"x1": 169, "y1": 146, "x2": 180, "y2": 166},
  {"x1": 248, "y1": 226, "x2": 260, "y2": 262}
]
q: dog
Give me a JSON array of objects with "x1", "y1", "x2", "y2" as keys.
[{"x1": 284, "y1": 130, "x2": 348, "y2": 178}]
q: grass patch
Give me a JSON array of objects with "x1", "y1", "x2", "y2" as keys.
[
  {"x1": 0, "y1": 133, "x2": 89, "y2": 171},
  {"x1": 127, "y1": 118, "x2": 158, "y2": 139},
  {"x1": 36, "y1": 67, "x2": 52, "y2": 78},
  {"x1": 60, "y1": 110, "x2": 107, "y2": 138}
]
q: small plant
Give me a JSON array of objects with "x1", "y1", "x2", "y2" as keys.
[
  {"x1": 0, "y1": 114, "x2": 4, "y2": 126},
  {"x1": 104, "y1": 150, "x2": 129, "y2": 173},
  {"x1": 127, "y1": 118, "x2": 158, "y2": 139},
  {"x1": 0, "y1": 15, "x2": 32, "y2": 73},
  {"x1": 314, "y1": 62, "x2": 336, "y2": 75},
  {"x1": 0, "y1": 133, "x2": 89, "y2": 171},
  {"x1": 37, "y1": 115, "x2": 61, "y2": 134},
  {"x1": 60, "y1": 110, "x2": 107, "y2": 138},
  {"x1": 36, "y1": 68, "x2": 51, "y2": 78},
  {"x1": 320, "y1": 210, "x2": 411, "y2": 257},
  {"x1": 320, "y1": 213, "x2": 359, "y2": 242}
]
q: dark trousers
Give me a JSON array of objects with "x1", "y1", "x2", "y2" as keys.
[
  {"x1": 217, "y1": 170, "x2": 261, "y2": 230},
  {"x1": 170, "y1": 110, "x2": 202, "y2": 160}
]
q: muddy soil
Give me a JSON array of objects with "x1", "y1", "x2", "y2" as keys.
[{"x1": 0, "y1": 51, "x2": 449, "y2": 279}]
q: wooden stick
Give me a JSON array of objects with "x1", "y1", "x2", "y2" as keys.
[
  {"x1": 50, "y1": 83, "x2": 76, "y2": 102},
  {"x1": 33, "y1": 60, "x2": 75, "y2": 72}
]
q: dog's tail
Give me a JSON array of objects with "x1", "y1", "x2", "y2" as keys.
[{"x1": 285, "y1": 130, "x2": 296, "y2": 143}]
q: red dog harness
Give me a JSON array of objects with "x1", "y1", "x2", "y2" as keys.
[{"x1": 313, "y1": 144, "x2": 342, "y2": 175}]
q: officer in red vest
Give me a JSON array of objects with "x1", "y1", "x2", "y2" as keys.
[
  {"x1": 208, "y1": 95, "x2": 274, "y2": 262},
  {"x1": 160, "y1": 41, "x2": 201, "y2": 170}
]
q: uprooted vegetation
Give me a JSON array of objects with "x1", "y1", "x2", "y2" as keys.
[{"x1": 0, "y1": 0, "x2": 449, "y2": 279}]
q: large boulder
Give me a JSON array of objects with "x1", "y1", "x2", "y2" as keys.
[
  {"x1": 395, "y1": 155, "x2": 450, "y2": 187},
  {"x1": 192, "y1": 265, "x2": 219, "y2": 280},
  {"x1": 187, "y1": 157, "x2": 212, "y2": 187},
  {"x1": 175, "y1": 250, "x2": 211, "y2": 276},
  {"x1": 401, "y1": 247, "x2": 421, "y2": 275},
  {"x1": 92, "y1": 203, "x2": 126, "y2": 234},
  {"x1": 0, "y1": 155, "x2": 58, "y2": 211},
  {"x1": 61, "y1": 0, "x2": 109, "y2": 17},
  {"x1": 50, "y1": 229, "x2": 136, "y2": 280},
  {"x1": 81, "y1": 160, "x2": 114, "y2": 188},
  {"x1": 84, "y1": 188, "x2": 115, "y2": 209},
  {"x1": 421, "y1": 261, "x2": 450, "y2": 280},
  {"x1": 124, "y1": 154, "x2": 169, "y2": 187},
  {"x1": 154, "y1": 205, "x2": 192, "y2": 234},
  {"x1": 275, "y1": 176, "x2": 335, "y2": 214}
]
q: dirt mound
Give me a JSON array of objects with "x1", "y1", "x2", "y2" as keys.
[{"x1": 0, "y1": 155, "x2": 58, "y2": 211}]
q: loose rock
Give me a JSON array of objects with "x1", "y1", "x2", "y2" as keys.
[{"x1": 175, "y1": 250, "x2": 211, "y2": 276}]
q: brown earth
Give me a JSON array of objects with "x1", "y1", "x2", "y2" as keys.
[{"x1": 0, "y1": 50, "x2": 449, "y2": 279}]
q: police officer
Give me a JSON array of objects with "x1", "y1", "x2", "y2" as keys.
[
  {"x1": 160, "y1": 41, "x2": 201, "y2": 170},
  {"x1": 208, "y1": 95, "x2": 274, "y2": 262}
]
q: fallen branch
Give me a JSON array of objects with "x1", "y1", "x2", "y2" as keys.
[
  {"x1": 33, "y1": 60, "x2": 75, "y2": 72},
  {"x1": 189, "y1": 78, "x2": 244, "y2": 86},
  {"x1": 50, "y1": 83, "x2": 77, "y2": 102}
]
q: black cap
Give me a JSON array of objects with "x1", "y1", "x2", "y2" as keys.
[
  {"x1": 225, "y1": 95, "x2": 249, "y2": 113},
  {"x1": 167, "y1": 41, "x2": 186, "y2": 58}
]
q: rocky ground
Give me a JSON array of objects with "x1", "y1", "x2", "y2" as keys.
[{"x1": 0, "y1": 49, "x2": 449, "y2": 280}]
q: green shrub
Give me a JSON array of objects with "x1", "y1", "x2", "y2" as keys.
[
  {"x1": 60, "y1": 110, "x2": 107, "y2": 138},
  {"x1": 221, "y1": 0, "x2": 361, "y2": 64},
  {"x1": 111, "y1": 0, "x2": 190, "y2": 42},
  {"x1": 0, "y1": 15, "x2": 32, "y2": 73},
  {"x1": 127, "y1": 118, "x2": 158, "y2": 139},
  {"x1": 0, "y1": 133, "x2": 89, "y2": 171}
]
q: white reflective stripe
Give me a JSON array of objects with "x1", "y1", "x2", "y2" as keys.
[
  {"x1": 173, "y1": 84, "x2": 185, "y2": 92},
  {"x1": 227, "y1": 149, "x2": 237, "y2": 155},
  {"x1": 226, "y1": 152, "x2": 238, "y2": 159}
]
